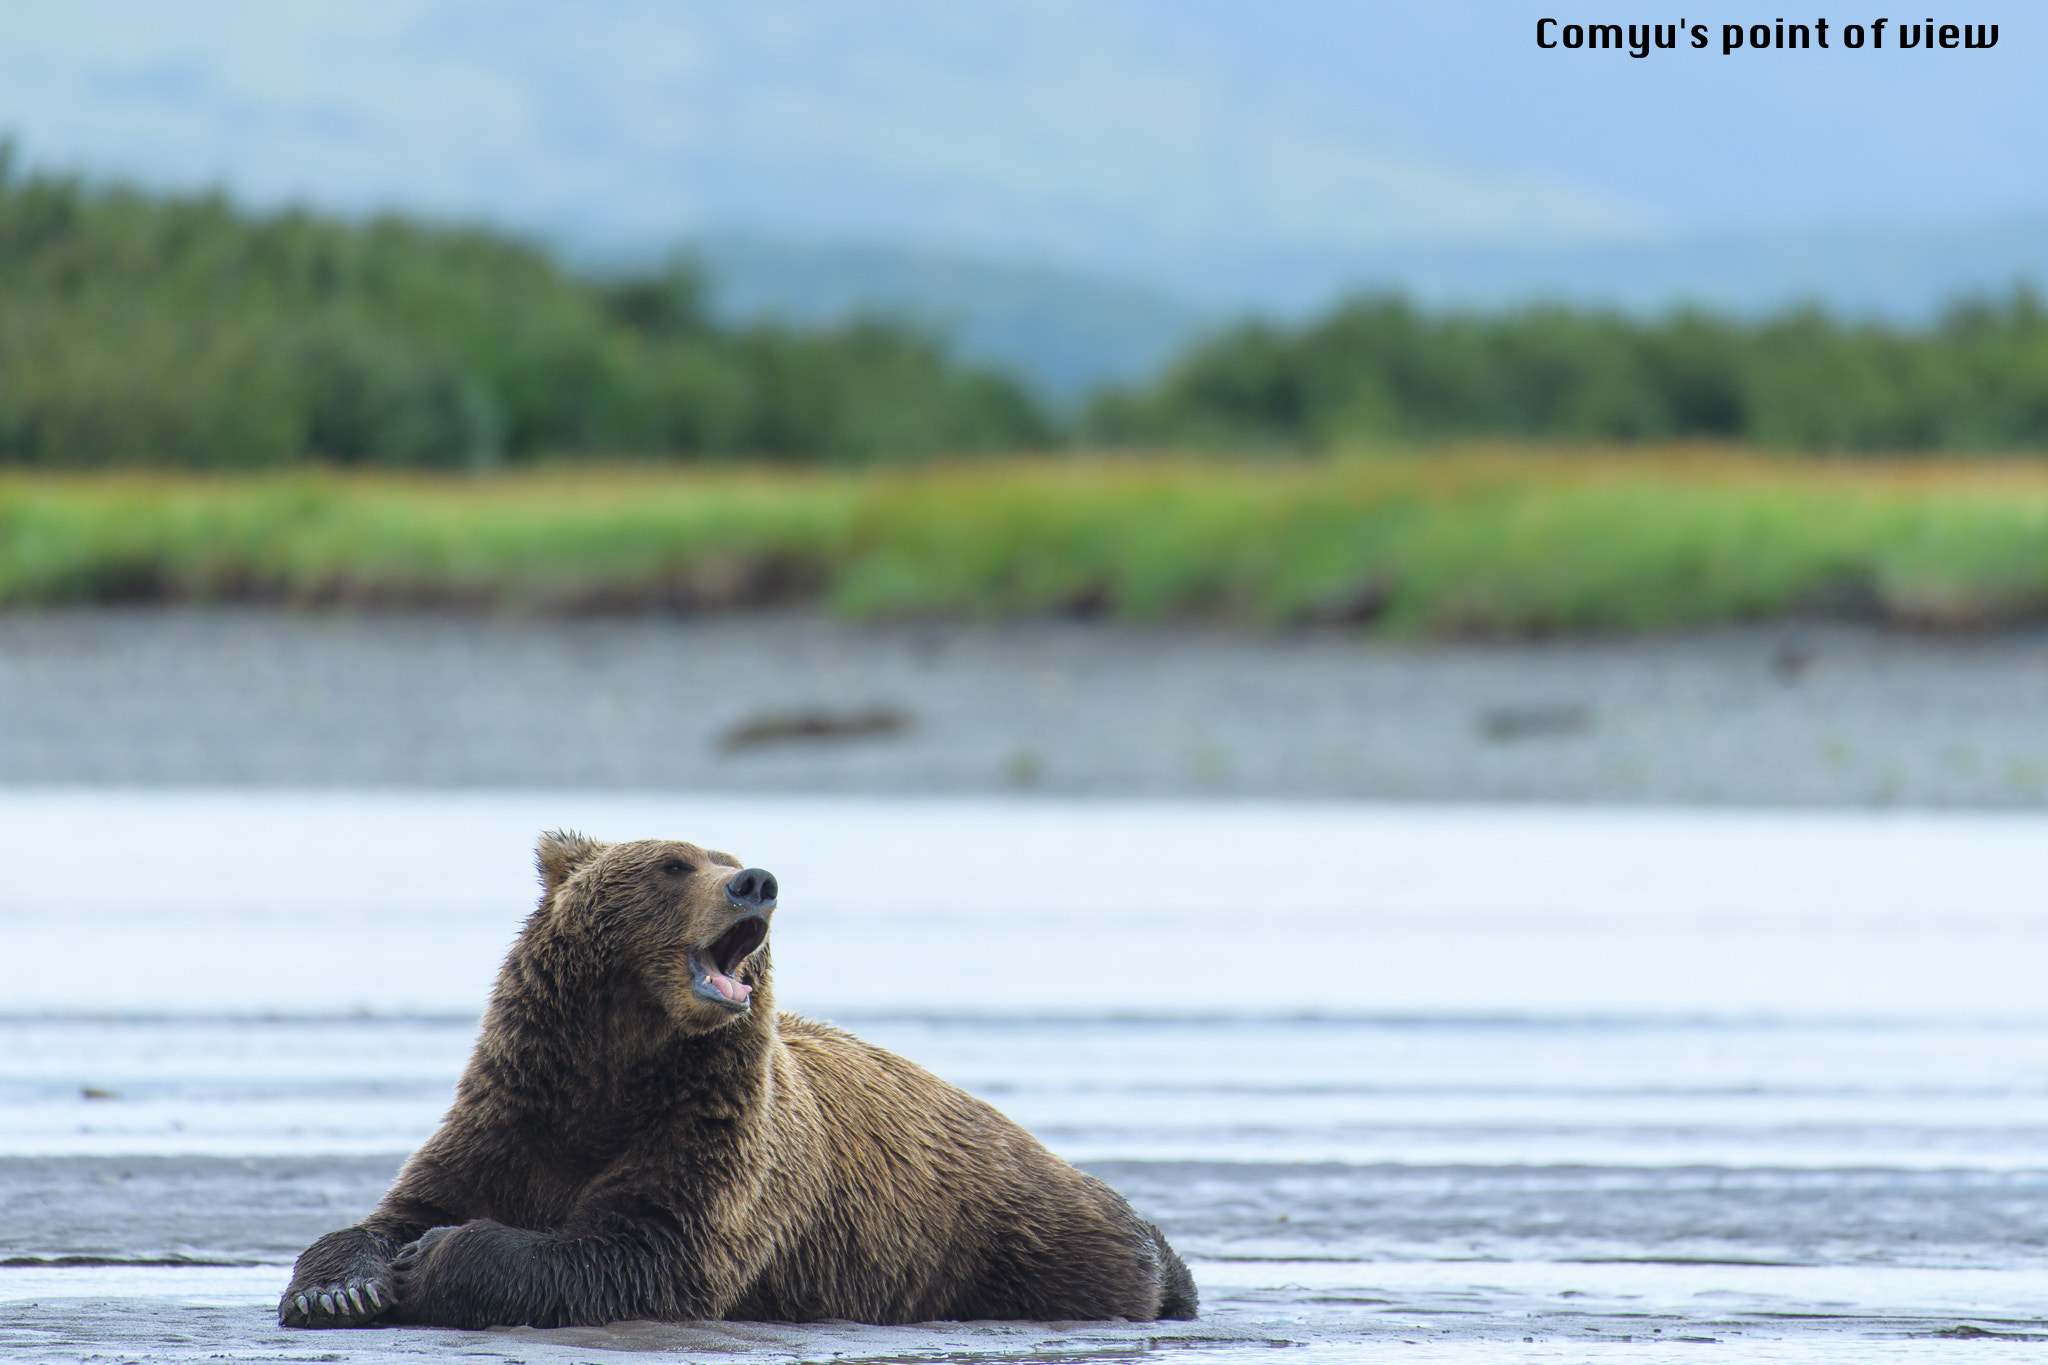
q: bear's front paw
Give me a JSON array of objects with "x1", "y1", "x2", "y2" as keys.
[
  {"x1": 279, "y1": 1225, "x2": 398, "y2": 1329},
  {"x1": 280, "y1": 1271, "x2": 393, "y2": 1328}
]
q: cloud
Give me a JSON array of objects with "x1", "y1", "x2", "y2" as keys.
[{"x1": 0, "y1": 0, "x2": 1651, "y2": 294}]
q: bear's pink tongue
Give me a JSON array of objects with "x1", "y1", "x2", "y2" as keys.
[{"x1": 708, "y1": 971, "x2": 751, "y2": 1003}]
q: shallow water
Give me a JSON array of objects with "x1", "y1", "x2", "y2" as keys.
[
  {"x1": 11, "y1": 789, "x2": 2048, "y2": 1018},
  {"x1": 5, "y1": 790, "x2": 2048, "y2": 1360}
]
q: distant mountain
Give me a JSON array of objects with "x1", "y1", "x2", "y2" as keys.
[
  {"x1": 693, "y1": 223, "x2": 2048, "y2": 401},
  {"x1": 691, "y1": 237, "x2": 1211, "y2": 404},
  {"x1": 1337, "y1": 220, "x2": 2048, "y2": 324}
]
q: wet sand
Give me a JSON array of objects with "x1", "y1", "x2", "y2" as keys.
[
  {"x1": 14, "y1": 1005, "x2": 2048, "y2": 1365},
  {"x1": 10, "y1": 1152, "x2": 2048, "y2": 1362},
  {"x1": 5, "y1": 607, "x2": 2048, "y2": 803}
]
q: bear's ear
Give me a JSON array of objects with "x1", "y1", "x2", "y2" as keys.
[{"x1": 536, "y1": 829, "x2": 606, "y2": 896}]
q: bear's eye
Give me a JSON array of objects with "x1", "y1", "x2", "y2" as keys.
[{"x1": 661, "y1": 858, "x2": 693, "y2": 876}]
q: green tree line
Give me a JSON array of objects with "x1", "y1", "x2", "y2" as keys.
[
  {"x1": 0, "y1": 149, "x2": 1050, "y2": 468},
  {"x1": 1088, "y1": 291, "x2": 2048, "y2": 453},
  {"x1": 6, "y1": 147, "x2": 2048, "y2": 466}
]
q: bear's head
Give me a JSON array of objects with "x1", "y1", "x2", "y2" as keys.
[{"x1": 534, "y1": 829, "x2": 779, "y2": 1032}]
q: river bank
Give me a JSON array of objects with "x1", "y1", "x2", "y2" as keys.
[{"x1": 5, "y1": 607, "x2": 2048, "y2": 804}]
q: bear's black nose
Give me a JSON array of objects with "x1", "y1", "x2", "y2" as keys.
[{"x1": 725, "y1": 868, "x2": 778, "y2": 909}]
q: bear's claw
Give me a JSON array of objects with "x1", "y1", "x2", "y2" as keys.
[{"x1": 280, "y1": 1275, "x2": 392, "y2": 1328}]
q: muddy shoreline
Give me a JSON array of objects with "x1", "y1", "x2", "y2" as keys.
[{"x1": 4, "y1": 607, "x2": 2048, "y2": 804}]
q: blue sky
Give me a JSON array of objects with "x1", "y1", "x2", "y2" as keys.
[
  {"x1": 1, "y1": 2, "x2": 2040, "y2": 311},
  {"x1": 1142, "y1": 2, "x2": 2043, "y2": 234}
]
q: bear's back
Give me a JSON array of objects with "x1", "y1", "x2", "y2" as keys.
[
  {"x1": 741, "y1": 1013, "x2": 1148, "y2": 1323},
  {"x1": 770, "y1": 1012, "x2": 1060, "y2": 1208}
]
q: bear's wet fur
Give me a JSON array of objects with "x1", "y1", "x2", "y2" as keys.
[{"x1": 281, "y1": 830, "x2": 1197, "y2": 1330}]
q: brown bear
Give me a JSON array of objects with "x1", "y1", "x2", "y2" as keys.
[{"x1": 280, "y1": 830, "x2": 1196, "y2": 1329}]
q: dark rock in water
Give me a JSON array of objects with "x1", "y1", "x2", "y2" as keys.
[
  {"x1": 1479, "y1": 703, "x2": 1592, "y2": 740},
  {"x1": 1298, "y1": 577, "x2": 1395, "y2": 627},
  {"x1": 1771, "y1": 643, "x2": 1814, "y2": 680},
  {"x1": 717, "y1": 705, "x2": 913, "y2": 752}
]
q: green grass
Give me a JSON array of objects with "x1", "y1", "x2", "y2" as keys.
[{"x1": 9, "y1": 449, "x2": 2048, "y2": 632}]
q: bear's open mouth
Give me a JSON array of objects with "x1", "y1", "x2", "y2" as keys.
[{"x1": 691, "y1": 914, "x2": 767, "y2": 1010}]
